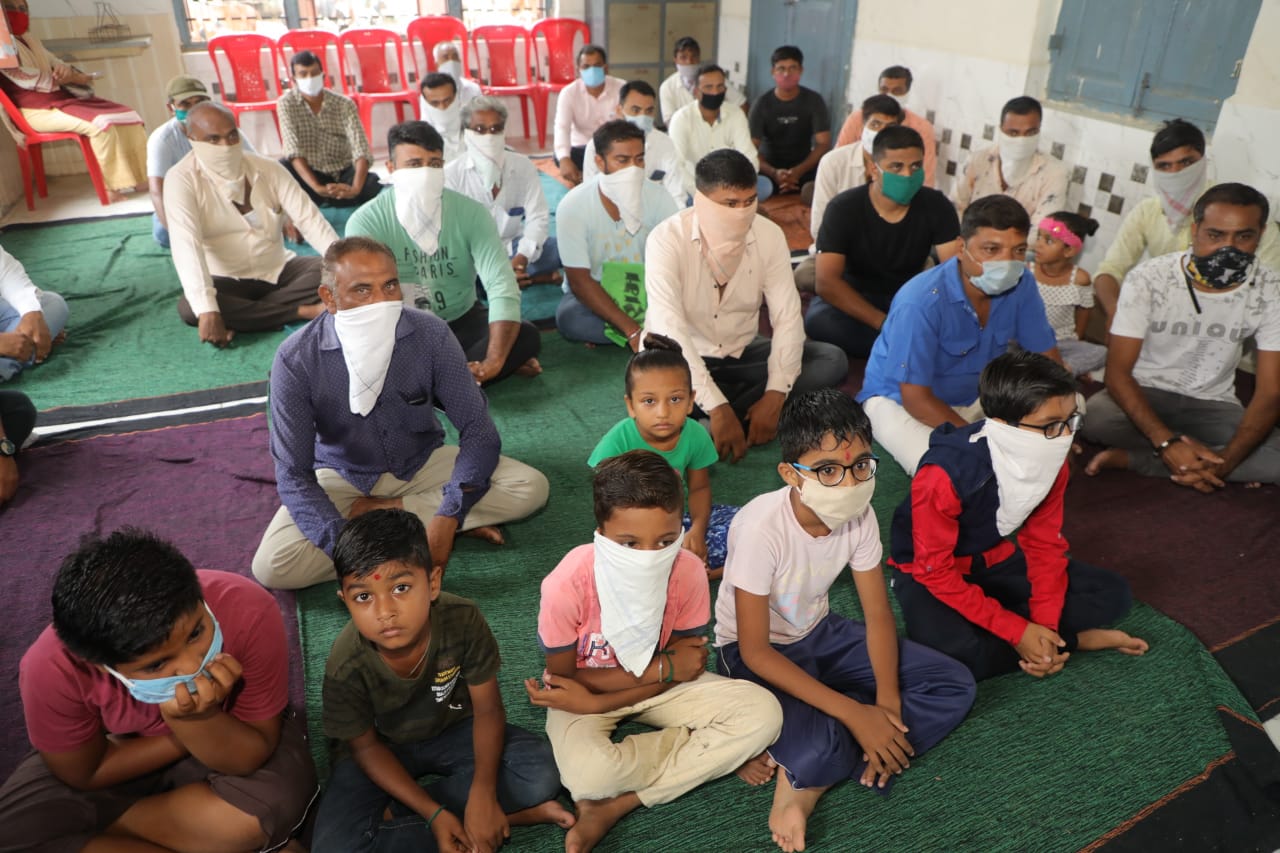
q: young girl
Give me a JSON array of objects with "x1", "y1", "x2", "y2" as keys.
[
  {"x1": 1031, "y1": 211, "x2": 1107, "y2": 375},
  {"x1": 588, "y1": 334, "x2": 737, "y2": 579}
]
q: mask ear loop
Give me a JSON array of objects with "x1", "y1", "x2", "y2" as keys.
[{"x1": 1181, "y1": 254, "x2": 1203, "y2": 315}]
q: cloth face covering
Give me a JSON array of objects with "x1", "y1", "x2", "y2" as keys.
[
  {"x1": 598, "y1": 165, "x2": 646, "y2": 235},
  {"x1": 295, "y1": 75, "x2": 324, "y2": 97},
  {"x1": 625, "y1": 114, "x2": 655, "y2": 134},
  {"x1": 1153, "y1": 156, "x2": 1208, "y2": 232},
  {"x1": 4, "y1": 10, "x2": 28, "y2": 36},
  {"x1": 879, "y1": 167, "x2": 924, "y2": 205},
  {"x1": 581, "y1": 65, "x2": 606, "y2": 87},
  {"x1": 423, "y1": 99, "x2": 462, "y2": 143},
  {"x1": 997, "y1": 132, "x2": 1039, "y2": 186},
  {"x1": 677, "y1": 63, "x2": 699, "y2": 86},
  {"x1": 699, "y1": 91, "x2": 725, "y2": 111},
  {"x1": 965, "y1": 248, "x2": 1025, "y2": 296},
  {"x1": 190, "y1": 140, "x2": 247, "y2": 204},
  {"x1": 391, "y1": 166, "x2": 446, "y2": 257},
  {"x1": 333, "y1": 300, "x2": 404, "y2": 416},
  {"x1": 1188, "y1": 245, "x2": 1256, "y2": 290},
  {"x1": 976, "y1": 418, "x2": 1074, "y2": 535},
  {"x1": 106, "y1": 605, "x2": 224, "y2": 704},
  {"x1": 464, "y1": 130, "x2": 506, "y2": 188},
  {"x1": 593, "y1": 530, "x2": 684, "y2": 676},
  {"x1": 693, "y1": 191, "x2": 756, "y2": 286},
  {"x1": 438, "y1": 60, "x2": 463, "y2": 82},
  {"x1": 797, "y1": 477, "x2": 875, "y2": 532}
]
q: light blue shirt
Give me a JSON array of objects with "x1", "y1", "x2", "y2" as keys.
[
  {"x1": 555, "y1": 176, "x2": 678, "y2": 288},
  {"x1": 146, "y1": 117, "x2": 256, "y2": 178}
]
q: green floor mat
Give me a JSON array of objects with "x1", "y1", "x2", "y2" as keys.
[{"x1": 296, "y1": 334, "x2": 1253, "y2": 852}]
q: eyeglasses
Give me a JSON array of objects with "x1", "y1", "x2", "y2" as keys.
[
  {"x1": 468, "y1": 124, "x2": 505, "y2": 135},
  {"x1": 791, "y1": 455, "x2": 879, "y2": 486},
  {"x1": 1008, "y1": 411, "x2": 1084, "y2": 439}
]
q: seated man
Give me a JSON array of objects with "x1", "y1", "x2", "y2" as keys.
[
  {"x1": 555, "y1": 120, "x2": 679, "y2": 348},
  {"x1": 749, "y1": 45, "x2": 831, "y2": 197},
  {"x1": 658, "y1": 36, "x2": 744, "y2": 125},
  {"x1": 856, "y1": 194, "x2": 1059, "y2": 475},
  {"x1": 1, "y1": 245, "x2": 68, "y2": 382},
  {"x1": 445, "y1": 96, "x2": 561, "y2": 288},
  {"x1": 166, "y1": 102, "x2": 335, "y2": 347},
  {"x1": 667, "y1": 64, "x2": 769, "y2": 201},
  {"x1": 0, "y1": 529, "x2": 318, "y2": 851},
  {"x1": 834, "y1": 65, "x2": 937, "y2": 187},
  {"x1": 1092, "y1": 119, "x2": 1280, "y2": 324},
  {"x1": 348, "y1": 121, "x2": 542, "y2": 384},
  {"x1": 890, "y1": 352, "x2": 1147, "y2": 680},
  {"x1": 432, "y1": 40, "x2": 483, "y2": 103},
  {"x1": 277, "y1": 50, "x2": 380, "y2": 208},
  {"x1": 584, "y1": 79, "x2": 686, "y2": 208},
  {"x1": 0, "y1": 389, "x2": 35, "y2": 505},
  {"x1": 954, "y1": 96, "x2": 1067, "y2": 223},
  {"x1": 147, "y1": 75, "x2": 256, "y2": 248},
  {"x1": 420, "y1": 70, "x2": 477, "y2": 162},
  {"x1": 1083, "y1": 183, "x2": 1280, "y2": 489},
  {"x1": 645, "y1": 149, "x2": 849, "y2": 463},
  {"x1": 805, "y1": 125, "x2": 960, "y2": 359},
  {"x1": 554, "y1": 44, "x2": 625, "y2": 185},
  {"x1": 252, "y1": 237, "x2": 550, "y2": 590}
]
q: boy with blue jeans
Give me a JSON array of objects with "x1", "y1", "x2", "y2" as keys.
[
  {"x1": 314, "y1": 509, "x2": 568, "y2": 853},
  {"x1": 715, "y1": 390, "x2": 975, "y2": 853}
]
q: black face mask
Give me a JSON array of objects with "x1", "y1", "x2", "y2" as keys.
[
  {"x1": 1188, "y1": 245, "x2": 1255, "y2": 290},
  {"x1": 699, "y1": 91, "x2": 725, "y2": 111}
]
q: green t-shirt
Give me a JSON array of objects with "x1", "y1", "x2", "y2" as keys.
[
  {"x1": 587, "y1": 417, "x2": 718, "y2": 472},
  {"x1": 322, "y1": 591, "x2": 501, "y2": 745},
  {"x1": 345, "y1": 187, "x2": 521, "y2": 324}
]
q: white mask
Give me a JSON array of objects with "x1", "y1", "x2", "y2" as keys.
[
  {"x1": 592, "y1": 529, "x2": 684, "y2": 676},
  {"x1": 624, "y1": 114, "x2": 654, "y2": 134},
  {"x1": 891, "y1": 91, "x2": 913, "y2": 112},
  {"x1": 332, "y1": 300, "x2": 403, "y2": 416},
  {"x1": 190, "y1": 139, "x2": 246, "y2": 203},
  {"x1": 438, "y1": 59, "x2": 463, "y2": 82},
  {"x1": 997, "y1": 131, "x2": 1039, "y2": 185},
  {"x1": 860, "y1": 124, "x2": 879, "y2": 155},
  {"x1": 1152, "y1": 156, "x2": 1208, "y2": 232},
  {"x1": 295, "y1": 74, "x2": 324, "y2": 97},
  {"x1": 796, "y1": 477, "x2": 875, "y2": 532},
  {"x1": 676, "y1": 62, "x2": 699, "y2": 85},
  {"x1": 464, "y1": 130, "x2": 506, "y2": 188},
  {"x1": 597, "y1": 165, "x2": 646, "y2": 235},
  {"x1": 422, "y1": 97, "x2": 462, "y2": 142},
  {"x1": 390, "y1": 166, "x2": 446, "y2": 257},
  {"x1": 976, "y1": 418, "x2": 1074, "y2": 535}
]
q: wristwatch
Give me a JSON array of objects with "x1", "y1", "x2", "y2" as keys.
[{"x1": 0, "y1": 437, "x2": 15, "y2": 457}]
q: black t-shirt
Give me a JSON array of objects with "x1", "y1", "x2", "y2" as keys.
[
  {"x1": 748, "y1": 87, "x2": 830, "y2": 169},
  {"x1": 815, "y1": 185, "x2": 960, "y2": 297}
]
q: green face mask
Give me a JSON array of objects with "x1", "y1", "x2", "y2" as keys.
[
  {"x1": 175, "y1": 108, "x2": 189, "y2": 123},
  {"x1": 878, "y1": 167, "x2": 924, "y2": 205}
]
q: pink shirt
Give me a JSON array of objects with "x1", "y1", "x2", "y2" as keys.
[
  {"x1": 553, "y1": 76, "x2": 626, "y2": 159},
  {"x1": 538, "y1": 543, "x2": 709, "y2": 669},
  {"x1": 19, "y1": 571, "x2": 289, "y2": 753}
]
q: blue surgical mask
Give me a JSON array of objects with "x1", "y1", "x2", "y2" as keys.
[
  {"x1": 581, "y1": 65, "x2": 606, "y2": 87},
  {"x1": 965, "y1": 249, "x2": 1025, "y2": 296},
  {"x1": 106, "y1": 605, "x2": 224, "y2": 704},
  {"x1": 624, "y1": 114, "x2": 654, "y2": 134}
]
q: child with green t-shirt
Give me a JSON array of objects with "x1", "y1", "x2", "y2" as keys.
[{"x1": 587, "y1": 333, "x2": 737, "y2": 578}]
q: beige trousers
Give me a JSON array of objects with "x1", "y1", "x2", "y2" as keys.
[
  {"x1": 863, "y1": 395, "x2": 986, "y2": 476},
  {"x1": 252, "y1": 446, "x2": 550, "y2": 589},
  {"x1": 19, "y1": 108, "x2": 147, "y2": 190},
  {"x1": 545, "y1": 672, "x2": 782, "y2": 807}
]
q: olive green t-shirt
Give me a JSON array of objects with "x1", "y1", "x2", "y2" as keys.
[{"x1": 322, "y1": 592, "x2": 501, "y2": 745}]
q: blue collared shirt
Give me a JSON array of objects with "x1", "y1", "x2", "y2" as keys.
[
  {"x1": 857, "y1": 258, "x2": 1057, "y2": 406},
  {"x1": 269, "y1": 308, "x2": 501, "y2": 556}
]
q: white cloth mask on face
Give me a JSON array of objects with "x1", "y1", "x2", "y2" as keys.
[
  {"x1": 797, "y1": 477, "x2": 875, "y2": 532},
  {"x1": 997, "y1": 132, "x2": 1039, "y2": 186},
  {"x1": 1153, "y1": 156, "x2": 1208, "y2": 232},
  {"x1": 598, "y1": 165, "x2": 646, "y2": 235},
  {"x1": 332, "y1": 300, "x2": 403, "y2": 416},
  {"x1": 390, "y1": 166, "x2": 446, "y2": 257},
  {"x1": 860, "y1": 124, "x2": 879, "y2": 155},
  {"x1": 295, "y1": 75, "x2": 324, "y2": 97},
  {"x1": 464, "y1": 130, "x2": 506, "y2": 188},
  {"x1": 423, "y1": 98, "x2": 462, "y2": 144},
  {"x1": 976, "y1": 418, "x2": 1074, "y2": 535},
  {"x1": 438, "y1": 60, "x2": 463, "y2": 82},
  {"x1": 592, "y1": 529, "x2": 684, "y2": 676},
  {"x1": 190, "y1": 140, "x2": 246, "y2": 204},
  {"x1": 625, "y1": 114, "x2": 655, "y2": 134}
]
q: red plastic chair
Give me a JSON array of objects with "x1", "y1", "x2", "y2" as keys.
[
  {"x1": 338, "y1": 28, "x2": 419, "y2": 143},
  {"x1": 208, "y1": 34, "x2": 286, "y2": 143},
  {"x1": 277, "y1": 29, "x2": 344, "y2": 93},
  {"x1": 406, "y1": 16, "x2": 470, "y2": 80},
  {"x1": 0, "y1": 87, "x2": 110, "y2": 210},
  {"x1": 530, "y1": 18, "x2": 589, "y2": 94},
  {"x1": 471, "y1": 25, "x2": 543, "y2": 145}
]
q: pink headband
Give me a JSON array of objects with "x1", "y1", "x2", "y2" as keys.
[{"x1": 1038, "y1": 217, "x2": 1082, "y2": 250}]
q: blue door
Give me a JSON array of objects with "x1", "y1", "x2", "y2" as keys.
[{"x1": 747, "y1": 0, "x2": 859, "y2": 127}]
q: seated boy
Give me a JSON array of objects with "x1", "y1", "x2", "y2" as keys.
[
  {"x1": 526, "y1": 450, "x2": 783, "y2": 853},
  {"x1": 314, "y1": 509, "x2": 570, "y2": 853},
  {"x1": 889, "y1": 351, "x2": 1149, "y2": 680},
  {"x1": 715, "y1": 390, "x2": 976, "y2": 853},
  {"x1": 0, "y1": 529, "x2": 316, "y2": 852}
]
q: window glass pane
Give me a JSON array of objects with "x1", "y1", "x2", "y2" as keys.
[
  {"x1": 462, "y1": 0, "x2": 549, "y2": 29},
  {"x1": 182, "y1": 0, "x2": 288, "y2": 45},
  {"x1": 297, "y1": 0, "x2": 426, "y2": 30}
]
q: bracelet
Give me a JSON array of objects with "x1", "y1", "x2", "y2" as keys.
[
  {"x1": 1151, "y1": 433, "x2": 1183, "y2": 457},
  {"x1": 426, "y1": 805, "x2": 444, "y2": 826},
  {"x1": 661, "y1": 650, "x2": 676, "y2": 683},
  {"x1": 656, "y1": 654, "x2": 663, "y2": 684},
  {"x1": 627, "y1": 327, "x2": 643, "y2": 341}
]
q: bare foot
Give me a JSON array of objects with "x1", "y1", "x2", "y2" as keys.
[
  {"x1": 296, "y1": 302, "x2": 326, "y2": 321},
  {"x1": 1076, "y1": 628, "x2": 1149, "y2": 656},
  {"x1": 461, "y1": 525, "x2": 505, "y2": 546},
  {"x1": 707, "y1": 566, "x2": 725, "y2": 582},
  {"x1": 735, "y1": 751, "x2": 777, "y2": 785},
  {"x1": 509, "y1": 799, "x2": 576, "y2": 828},
  {"x1": 1085, "y1": 448, "x2": 1129, "y2": 476},
  {"x1": 516, "y1": 357, "x2": 543, "y2": 377},
  {"x1": 52, "y1": 330, "x2": 67, "y2": 347},
  {"x1": 565, "y1": 793, "x2": 641, "y2": 853},
  {"x1": 1245, "y1": 481, "x2": 1262, "y2": 489},
  {"x1": 107, "y1": 189, "x2": 129, "y2": 203},
  {"x1": 768, "y1": 776, "x2": 827, "y2": 853}
]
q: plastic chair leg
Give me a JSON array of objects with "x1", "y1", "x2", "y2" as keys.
[
  {"x1": 17, "y1": 147, "x2": 34, "y2": 210},
  {"x1": 31, "y1": 144, "x2": 48, "y2": 197},
  {"x1": 77, "y1": 136, "x2": 111, "y2": 206},
  {"x1": 518, "y1": 95, "x2": 530, "y2": 140},
  {"x1": 533, "y1": 88, "x2": 549, "y2": 148}
]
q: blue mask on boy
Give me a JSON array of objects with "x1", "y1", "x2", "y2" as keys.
[{"x1": 106, "y1": 604, "x2": 224, "y2": 704}]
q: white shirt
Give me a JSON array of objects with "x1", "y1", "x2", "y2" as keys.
[
  {"x1": 644, "y1": 207, "x2": 803, "y2": 411},
  {"x1": 1111, "y1": 251, "x2": 1280, "y2": 403},
  {"x1": 146, "y1": 117, "x2": 256, "y2": 178},
  {"x1": 583, "y1": 127, "x2": 686, "y2": 207},
  {"x1": 553, "y1": 76, "x2": 626, "y2": 159},
  {"x1": 445, "y1": 148, "x2": 550, "y2": 261},
  {"x1": 659, "y1": 70, "x2": 745, "y2": 125},
  {"x1": 809, "y1": 144, "x2": 869, "y2": 246},
  {"x1": 164, "y1": 152, "x2": 338, "y2": 316},
  {"x1": 714, "y1": 486, "x2": 882, "y2": 646},
  {"x1": 0, "y1": 246, "x2": 42, "y2": 316},
  {"x1": 556, "y1": 176, "x2": 679, "y2": 283},
  {"x1": 666, "y1": 101, "x2": 758, "y2": 197}
]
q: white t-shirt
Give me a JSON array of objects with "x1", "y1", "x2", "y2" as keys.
[
  {"x1": 714, "y1": 485, "x2": 883, "y2": 646},
  {"x1": 1112, "y1": 251, "x2": 1280, "y2": 403},
  {"x1": 555, "y1": 175, "x2": 679, "y2": 285}
]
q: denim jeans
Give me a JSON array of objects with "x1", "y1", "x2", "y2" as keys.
[
  {"x1": 554, "y1": 290, "x2": 614, "y2": 346},
  {"x1": 311, "y1": 720, "x2": 562, "y2": 853},
  {"x1": 0, "y1": 290, "x2": 70, "y2": 382},
  {"x1": 517, "y1": 236, "x2": 561, "y2": 278}
]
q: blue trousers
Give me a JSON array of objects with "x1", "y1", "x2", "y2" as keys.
[
  {"x1": 517, "y1": 236, "x2": 561, "y2": 278},
  {"x1": 718, "y1": 612, "x2": 975, "y2": 790},
  {"x1": 312, "y1": 720, "x2": 562, "y2": 853},
  {"x1": 0, "y1": 290, "x2": 69, "y2": 382},
  {"x1": 554, "y1": 290, "x2": 614, "y2": 346},
  {"x1": 683, "y1": 503, "x2": 739, "y2": 569}
]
